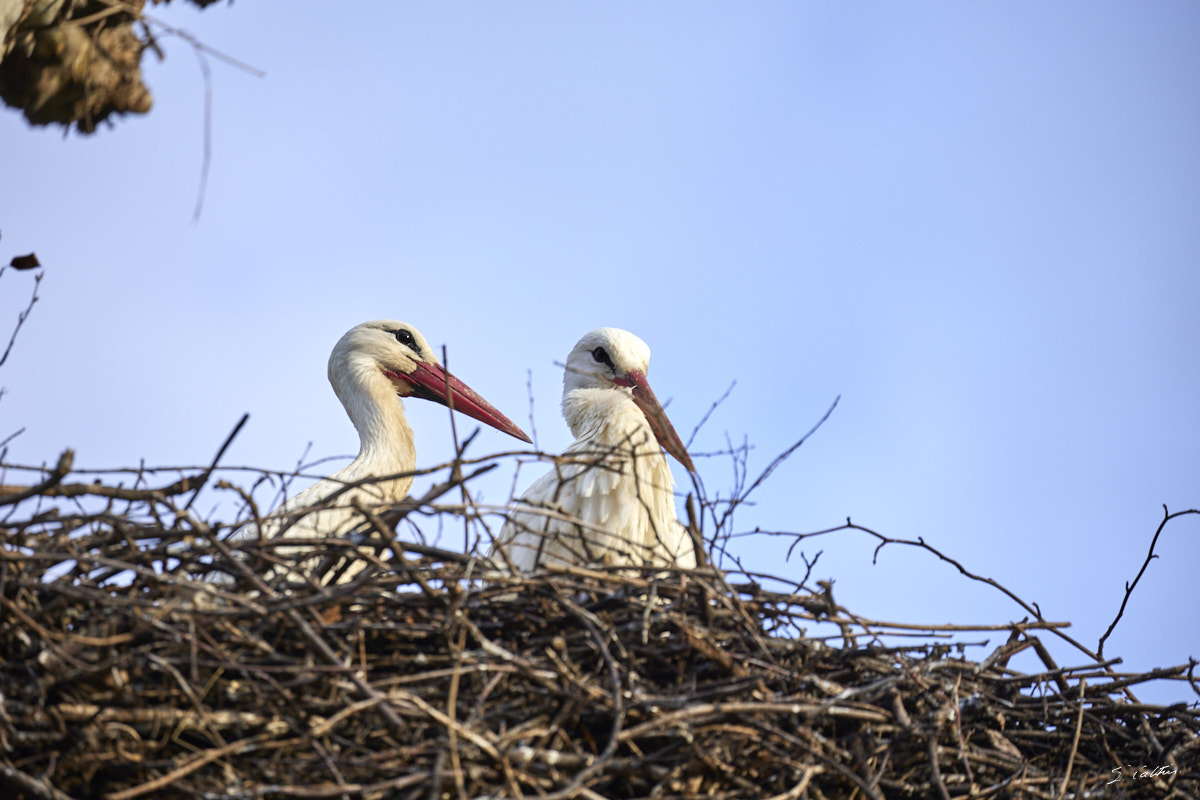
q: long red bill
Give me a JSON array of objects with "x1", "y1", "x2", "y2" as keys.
[
  {"x1": 618, "y1": 370, "x2": 696, "y2": 472},
  {"x1": 391, "y1": 361, "x2": 532, "y2": 444}
]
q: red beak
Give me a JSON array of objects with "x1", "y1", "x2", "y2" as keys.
[
  {"x1": 618, "y1": 369, "x2": 696, "y2": 472},
  {"x1": 390, "y1": 362, "x2": 532, "y2": 444}
]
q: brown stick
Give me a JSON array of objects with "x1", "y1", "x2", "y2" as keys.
[{"x1": 0, "y1": 449, "x2": 73, "y2": 506}]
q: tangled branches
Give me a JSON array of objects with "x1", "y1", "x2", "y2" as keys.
[{"x1": 0, "y1": 454, "x2": 1197, "y2": 799}]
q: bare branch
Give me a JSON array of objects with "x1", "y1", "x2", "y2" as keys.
[
  {"x1": 0, "y1": 268, "x2": 42, "y2": 369},
  {"x1": 182, "y1": 413, "x2": 250, "y2": 512},
  {"x1": 0, "y1": 449, "x2": 73, "y2": 506},
  {"x1": 1098, "y1": 505, "x2": 1200, "y2": 658},
  {"x1": 711, "y1": 395, "x2": 839, "y2": 537},
  {"x1": 686, "y1": 379, "x2": 735, "y2": 448}
]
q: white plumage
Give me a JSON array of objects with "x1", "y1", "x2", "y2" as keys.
[
  {"x1": 491, "y1": 328, "x2": 697, "y2": 571},
  {"x1": 236, "y1": 320, "x2": 529, "y2": 578}
]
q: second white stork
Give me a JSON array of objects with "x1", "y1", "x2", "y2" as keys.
[
  {"x1": 491, "y1": 327, "x2": 697, "y2": 571},
  {"x1": 236, "y1": 320, "x2": 530, "y2": 579}
]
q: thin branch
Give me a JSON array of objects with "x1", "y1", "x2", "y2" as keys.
[
  {"x1": 182, "y1": 413, "x2": 249, "y2": 511},
  {"x1": 778, "y1": 518, "x2": 1110, "y2": 667},
  {"x1": 0, "y1": 426, "x2": 25, "y2": 450},
  {"x1": 686, "y1": 379, "x2": 735, "y2": 449},
  {"x1": 100, "y1": 0, "x2": 266, "y2": 78},
  {"x1": 525, "y1": 368, "x2": 539, "y2": 451},
  {"x1": 0, "y1": 470, "x2": 205, "y2": 503},
  {"x1": 0, "y1": 269, "x2": 42, "y2": 369},
  {"x1": 1098, "y1": 506, "x2": 1200, "y2": 658},
  {"x1": 1056, "y1": 678, "x2": 1087, "y2": 800},
  {"x1": 713, "y1": 396, "x2": 839, "y2": 535},
  {"x1": 191, "y1": 44, "x2": 213, "y2": 222},
  {"x1": 0, "y1": 449, "x2": 73, "y2": 506}
]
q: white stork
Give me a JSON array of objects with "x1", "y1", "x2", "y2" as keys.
[
  {"x1": 236, "y1": 320, "x2": 530, "y2": 579},
  {"x1": 491, "y1": 327, "x2": 697, "y2": 571}
]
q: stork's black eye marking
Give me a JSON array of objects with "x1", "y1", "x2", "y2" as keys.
[
  {"x1": 592, "y1": 346, "x2": 613, "y2": 368},
  {"x1": 392, "y1": 329, "x2": 421, "y2": 355}
]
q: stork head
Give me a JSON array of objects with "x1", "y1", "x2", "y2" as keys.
[
  {"x1": 564, "y1": 328, "x2": 695, "y2": 472},
  {"x1": 330, "y1": 320, "x2": 531, "y2": 443}
]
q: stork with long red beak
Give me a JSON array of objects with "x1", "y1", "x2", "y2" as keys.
[
  {"x1": 237, "y1": 320, "x2": 529, "y2": 575},
  {"x1": 491, "y1": 327, "x2": 697, "y2": 571}
]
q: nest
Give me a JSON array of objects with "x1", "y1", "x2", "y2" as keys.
[
  {"x1": 0, "y1": 0, "x2": 225, "y2": 132},
  {"x1": 1, "y1": 452, "x2": 1197, "y2": 800}
]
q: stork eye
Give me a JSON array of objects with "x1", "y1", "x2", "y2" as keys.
[
  {"x1": 392, "y1": 329, "x2": 420, "y2": 353},
  {"x1": 592, "y1": 347, "x2": 613, "y2": 367}
]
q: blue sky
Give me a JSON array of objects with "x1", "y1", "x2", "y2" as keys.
[{"x1": 2, "y1": 2, "x2": 1197, "y2": 703}]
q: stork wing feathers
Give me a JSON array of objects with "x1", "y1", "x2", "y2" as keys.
[{"x1": 495, "y1": 434, "x2": 695, "y2": 571}]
